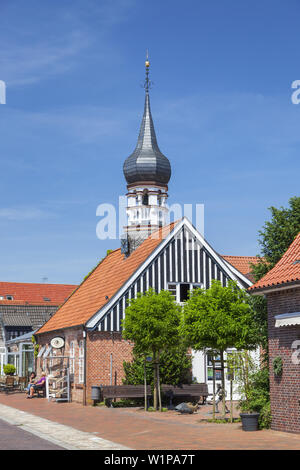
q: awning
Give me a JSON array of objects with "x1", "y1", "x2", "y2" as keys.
[{"x1": 275, "y1": 312, "x2": 300, "y2": 327}]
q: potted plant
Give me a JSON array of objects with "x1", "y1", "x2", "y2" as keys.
[
  {"x1": 239, "y1": 399, "x2": 260, "y2": 431},
  {"x1": 235, "y1": 351, "x2": 260, "y2": 431},
  {"x1": 3, "y1": 364, "x2": 16, "y2": 376}
]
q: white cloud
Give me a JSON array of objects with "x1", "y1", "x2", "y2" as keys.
[{"x1": 0, "y1": 0, "x2": 136, "y2": 87}]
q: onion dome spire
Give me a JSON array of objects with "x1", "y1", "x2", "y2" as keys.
[{"x1": 123, "y1": 54, "x2": 171, "y2": 186}]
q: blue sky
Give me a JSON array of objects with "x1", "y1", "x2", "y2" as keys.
[{"x1": 0, "y1": 0, "x2": 299, "y2": 284}]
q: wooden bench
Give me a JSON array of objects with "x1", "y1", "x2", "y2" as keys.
[
  {"x1": 100, "y1": 383, "x2": 208, "y2": 408},
  {"x1": 0, "y1": 376, "x2": 16, "y2": 394},
  {"x1": 101, "y1": 385, "x2": 152, "y2": 407},
  {"x1": 31, "y1": 384, "x2": 46, "y2": 398},
  {"x1": 161, "y1": 383, "x2": 209, "y2": 407}
]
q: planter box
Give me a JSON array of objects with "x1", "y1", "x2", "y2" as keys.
[{"x1": 240, "y1": 412, "x2": 260, "y2": 431}]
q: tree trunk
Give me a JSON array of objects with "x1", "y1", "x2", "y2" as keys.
[
  {"x1": 153, "y1": 352, "x2": 157, "y2": 410},
  {"x1": 144, "y1": 358, "x2": 147, "y2": 411},
  {"x1": 157, "y1": 352, "x2": 162, "y2": 412},
  {"x1": 220, "y1": 350, "x2": 226, "y2": 418},
  {"x1": 212, "y1": 357, "x2": 216, "y2": 420},
  {"x1": 230, "y1": 376, "x2": 233, "y2": 423}
]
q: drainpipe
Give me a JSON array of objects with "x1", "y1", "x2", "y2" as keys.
[
  {"x1": 83, "y1": 327, "x2": 87, "y2": 406},
  {"x1": 110, "y1": 353, "x2": 113, "y2": 386}
]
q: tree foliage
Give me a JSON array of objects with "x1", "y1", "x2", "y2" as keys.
[
  {"x1": 181, "y1": 280, "x2": 259, "y2": 352},
  {"x1": 122, "y1": 288, "x2": 182, "y2": 410},
  {"x1": 122, "y1": 289, "x2": 182, "y2": 356},
  {"x1": 251, "y1": 196, "x2": 300, "y2": 281},
  {"x1": 181, "y1": 280, "x2": 259, "y2": 417},
  {"x1": 123, "y1": 343, "x2": 193, "y2": 386}
]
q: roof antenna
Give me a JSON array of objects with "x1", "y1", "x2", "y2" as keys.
[{"x1": 42, "y1": 277, "x2": 48, "y2": 283}]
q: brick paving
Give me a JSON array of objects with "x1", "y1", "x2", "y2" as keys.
[{"x1": 0, "y1": 392, "x2": 300, "y2": 450}]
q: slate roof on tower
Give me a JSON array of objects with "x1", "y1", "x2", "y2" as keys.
[{"x1": 123, "y1": 58, "x2": 171, "y2": 186}]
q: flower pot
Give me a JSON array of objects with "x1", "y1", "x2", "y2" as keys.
[{"x1": 240, "y1": 412, "x2": 260, "y2": 431}]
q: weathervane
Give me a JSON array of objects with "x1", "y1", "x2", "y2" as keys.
[{"x1": 143, "y1": 49, "x2": 153, "y2": 92}]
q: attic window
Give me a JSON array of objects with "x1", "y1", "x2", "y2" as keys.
[
  {"x1": 293, "y1": 260, "x2": 300, "y2": 265},
  {"x1": 43, "y1": 297, "x2": 51, "y2": 302},
  {"x1": 6, "y1": 295, "x2": 14, "y2": 300}
]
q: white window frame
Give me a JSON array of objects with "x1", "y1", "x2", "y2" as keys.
[
  {"x1": 69, "y1": 341, "x2": 75, "y2": 375},
  {"x1": 78, "y1": 340, "x2": 84, "y2": 384},
  {"x1": 167, "y1": 282, "x2": 203, "y2": 304}
]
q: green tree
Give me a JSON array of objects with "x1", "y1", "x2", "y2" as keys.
[
  {"x1": 123, "y1": 342, "x2": 193, "y2": 387},
  {"x1": 122, "y1": 288, "x2": 182, "y2": 411},
  {"x1": 251, "y1": 196, "x2": 300, "y2": 282},
  {"x1": 181, "y1": 280, "x2": 259, "y2": 417}
]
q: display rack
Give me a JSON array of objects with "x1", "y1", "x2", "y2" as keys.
[{"x1": 42, "y1": 356, "x2": 71, "y2": 402}]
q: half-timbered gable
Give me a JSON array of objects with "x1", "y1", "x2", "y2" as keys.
[{"x1": 86, "y1": 218, "x2": 251, "y2": 333}]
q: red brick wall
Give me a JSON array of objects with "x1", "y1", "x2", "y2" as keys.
[
  {"x1": 86, "y1": 331, "x2": 133, "y2": 404},
  {"x1": 267, "y1": 287, "x2": 300, "y2": 433},
  {"x1": 37, "y1": 329, "x2": 134, "y2": 404}
]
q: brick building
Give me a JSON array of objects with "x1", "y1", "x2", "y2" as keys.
[
  {"x1": 0, "y1": 282, "x2": 76, "y2": 376},
  {"x1": 250, "y1": 232, "x2": 300, "y2": 434},
  {"x1": 35, "y1": 218, "x2": 259, "y2": 405}
]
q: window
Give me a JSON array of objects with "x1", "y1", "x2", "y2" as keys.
[
  {"x1": 43, "y1": 297, "x2": 51, "y2": 302},
  {"x1": 168, "y1": 283, "x2": 202, "y2": 303},
  {"x1": 6, "y1": 295, "x2": 14, "y2": 300},
  {"x1": 6, "y1": 326, "x2": 31, "y2": 340},
  {"x1": 207, "y1": 353, "x2": 222, "y2": 381},
  {"x1": 78, "y1": 340, "x2": 84, "y2": 384},
  {"x1": 142, "y1": 191, "x2": 149, "y2": 206},
  {"x1": 180, "y1": 284, "x2": 190, "y2": 302},
  {"x1": 168, "y1": 284, "x2": 177, "y2": 300},
  {"x1": 69, "y1": 341, "x2": 75, "y2": 375}
]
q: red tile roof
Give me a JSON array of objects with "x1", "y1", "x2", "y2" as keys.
[
  {"x1": 37, "y1": 222, "x2": 178, "y2": 335},
  {"x1": 249, "y1": 232, "x2": 300, "y2": 292},
  {"x1": 0, "y1": 282, "x2": 77, "y2": 306},
  {"x1": 222, "y1": 255, "x2": 261, "y2": 281}
]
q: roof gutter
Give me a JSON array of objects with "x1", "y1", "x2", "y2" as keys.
[{"x1": 249, "y1": 280, "x2": 300, "y2": 295}]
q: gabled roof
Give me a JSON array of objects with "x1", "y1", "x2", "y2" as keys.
[
  {"x1": 36, "y1": 222, "x2": 178, "y2": 335},
  {"x1": 222, "y1": 255, "x2": 262, "y2": 282},
  {"x1": 37, "y1": 218, "x2": 254, "y2": 336},
  {"x1": 249, "y1": 232, "x2": 300, "y2": 293},
  {"x1": 0, "y1": 282, "x2": 77, "y2": 305}
]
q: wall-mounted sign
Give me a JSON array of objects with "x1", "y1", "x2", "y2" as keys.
[{"x1": 50, "y1": 337, "x2": 65, "y2": 349}]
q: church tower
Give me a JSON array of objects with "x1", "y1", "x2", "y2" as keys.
[{"x1": 122, "y1": 56, "x2": 171, "y2": 254}]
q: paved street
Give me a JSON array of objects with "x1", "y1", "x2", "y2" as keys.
[
  {"x1": 0, "y1": 393, "x2": 300, "y2": 450},
  {"x1": 0, "y1": 418, "x2": 64, "y2": 450}
]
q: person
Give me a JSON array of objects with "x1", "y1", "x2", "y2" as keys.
[
  {"x1": 25, "y1": 372, "x2": 36, "y2": 395},
  {"x1": 27, "y1": 371, "x2": 46, "y2": 399}
]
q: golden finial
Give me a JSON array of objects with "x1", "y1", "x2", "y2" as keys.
[{"x1": 145, "y1": 49, "x2": 150, "y2": 68}]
